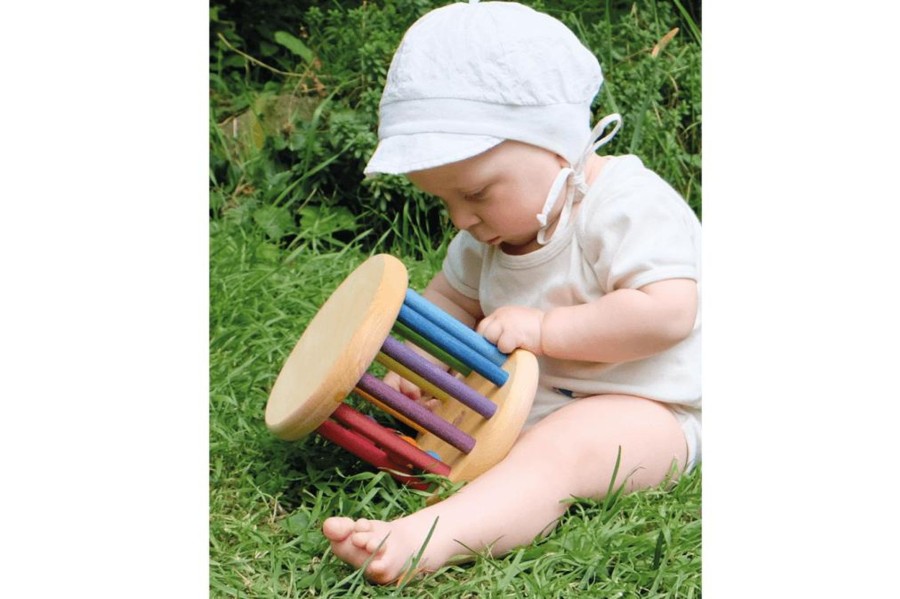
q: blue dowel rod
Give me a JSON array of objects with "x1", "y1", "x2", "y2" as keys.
[
  {"x1": 380, "y1": 336, "x2": 497, "y2": 419},
  {"x1": 403, "y1": 289, "x2": 507, "y2": 367},
  {"x1": 396, "y1": 304, "x2": 509, "y2": 388}
]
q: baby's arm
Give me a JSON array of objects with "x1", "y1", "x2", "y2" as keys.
[
  {"x1": 478, "y1": 278, "x2": 697, "y2": 363},
  {"x1": 421, "y1": 270, "x2": 485, "y2": 328}
]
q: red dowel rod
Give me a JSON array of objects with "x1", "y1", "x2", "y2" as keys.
[
  {"x1": 316, "y1": 419, "x2": 397, "y2": 471},
  {"x1": 316, "y1": 420, "x2": 428, "y2": 490},
  {"x1": 331, "y1": 403, "x2": 451, "y2": 477}
]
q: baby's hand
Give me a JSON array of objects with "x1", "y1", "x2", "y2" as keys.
[
  {"x1": 382, "y1": 371, "x2": 442, "y2": 412},
  {"x1": 476, "y1": 306, "x2": 545, "y2": 355}
]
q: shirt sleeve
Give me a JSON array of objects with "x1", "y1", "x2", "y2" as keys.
[
  {"x1": 577, "y1": 160, "x2": 700, "y2": 292},
  {"x1": 441, "y1": 230, "x2": 485, "y2": 300}
]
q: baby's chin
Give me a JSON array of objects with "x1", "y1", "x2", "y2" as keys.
[{"x1": 499, "y1": 236, "x2": 541, "y2": 255}]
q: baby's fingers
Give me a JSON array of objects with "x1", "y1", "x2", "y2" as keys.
[
  {"x1": 477, "y1": 318, "x2": 516, "y2": 353},
  {"x1": 383, "y1": 371, "x2": 443, "y2": 412},
  {"x1": 383, "y1": 371, "x2": 421, "y2": 401},
  {"x1": 476, "y1": 315, "x2": 500, "y2": 344},
  {"x1": 492, "y1": 332, "x2": 520, "y2": 354},
  {"x1": 400, "y1": 379, "x2": 444, "y2": 413},
  {"x1": 397, "y1": 377, "x2": 424, "y2": 402},
  {"x1": 420, "y1": 397, "x2": 442, "y2": 413}
]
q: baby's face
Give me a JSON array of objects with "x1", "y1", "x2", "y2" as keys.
[{"x1": 407, "y1": 141, "x2": 567, "y2": 253}]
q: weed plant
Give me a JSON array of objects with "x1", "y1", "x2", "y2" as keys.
[
  {"x1": 210, "y1": 0, "x2": 701, "y2": 596},
  {"x1": 210, "y1": 0, "x2": 701, "y2": 257}
]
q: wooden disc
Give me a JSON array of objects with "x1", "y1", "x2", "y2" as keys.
[
  {"x1": 415, "y1": 349, "x2": 538, "y2": 483},
  {"x1": 265, "y1": 254, "x2": 408, "y2": 440}
]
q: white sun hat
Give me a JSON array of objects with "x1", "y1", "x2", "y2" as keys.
[{"x1": 363, "y1": 0, "x2": 606, "y2": 176}]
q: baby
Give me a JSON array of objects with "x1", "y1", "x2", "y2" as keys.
[{"x1": 322, "y1": 1, "x2": 701, "y2": 584}]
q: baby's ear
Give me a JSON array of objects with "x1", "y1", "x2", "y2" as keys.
[{"x1": 555, "y1": 154, "x2": 570, "y2": 168}]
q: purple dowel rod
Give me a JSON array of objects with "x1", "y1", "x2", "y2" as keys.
[
  {"x1": 355, "y1": 373, "x2": 476, "y2": 454},
  {"x1": 380, "y1": 336, "x2": 497, "y2": 419}
]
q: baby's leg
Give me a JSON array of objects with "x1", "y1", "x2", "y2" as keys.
[{"x1": 323, "y1": 394, "x2": 687, "y2": 584}]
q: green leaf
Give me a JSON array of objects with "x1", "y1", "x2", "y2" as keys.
[
  {"x1": 283, "y1": 510, "x2": 311, "y2": 535},
  {"x1": 254, "y1": 241, "x2": 281, "y2": 263},
  {"x1": 209, "y1": 189, "x2": 225, "y2": 212},
  {"x1": 273, "y1": 31, "x2": 313, "y2": 63},
  {"x1": 252, "y1": 205, "x2": 297, "y2": 240},
  {"x1": 222, "y1": 55, "x2": 246, "y2": 69},
  {"x1": 299, "y1": 205, "x2": 359, "y2": 237},
  {"x1": 258, "y1": 40, "x2": 278, "y2": 57}
]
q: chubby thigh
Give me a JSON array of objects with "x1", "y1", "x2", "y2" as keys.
[{"x1": 513, "y1": 394, "x2": 688, "y2": 499}]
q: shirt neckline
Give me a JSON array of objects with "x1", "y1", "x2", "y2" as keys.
[{"x1": 492, "y1": 155, "x2": 626, "y2": 269}]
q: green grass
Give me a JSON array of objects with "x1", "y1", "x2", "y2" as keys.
[{"x1": 209, "y1": 221, "x2": 701, "y2": 597}]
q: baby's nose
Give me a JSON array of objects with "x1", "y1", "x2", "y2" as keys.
[{"x1": 449, "y1": 208, "x2": 479, "y2": 231}]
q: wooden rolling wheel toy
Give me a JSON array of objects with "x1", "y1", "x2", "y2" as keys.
[{"x1": 265, "y1": 254, "x2": 538, "y2": 490}]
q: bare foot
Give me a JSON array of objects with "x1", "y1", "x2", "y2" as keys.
[{"x1": 322, "y1": 516, "x2": 435, "y2": 584}]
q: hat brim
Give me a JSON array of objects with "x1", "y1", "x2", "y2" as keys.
[{"x1": 363, "y1": 133, "x2": 503, "y2": 176}]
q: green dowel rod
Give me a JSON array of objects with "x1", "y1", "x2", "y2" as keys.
[{"x1": 391, "y1": 321, "x2": 472, "y2": 376}]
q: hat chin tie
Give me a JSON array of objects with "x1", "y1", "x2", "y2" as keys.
[{"x1": 535, "y1": 113, "x2": 622, "y2": 245}]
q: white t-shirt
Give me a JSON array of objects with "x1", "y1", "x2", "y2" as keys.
[{"x1": 442, "y1": 155, "x2": 701, "y2": 426}]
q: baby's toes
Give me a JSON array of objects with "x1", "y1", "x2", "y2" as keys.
[
  {"x1": 351, "y1": 528, "x2": 388, "y2": 551},
  {"x1": 348, "y1": 518, "x2": 374, "y2": 548},
  {"x1": 322, "y1": 517, "x2": 355, "y2": 542},
  {"x1": 365, "y1": 533, "x2": 390, "y2": 555},
  {"x1": 364, "y1": 554, "x2": 398, "y2": 585},
  {"x1": 350, "y1": 530, "x2": 370, "y2": 549}
]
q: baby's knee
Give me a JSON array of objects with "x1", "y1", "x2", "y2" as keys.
[{"x1": 524, "y1": 395, "x2": 686, "y2": 493}]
